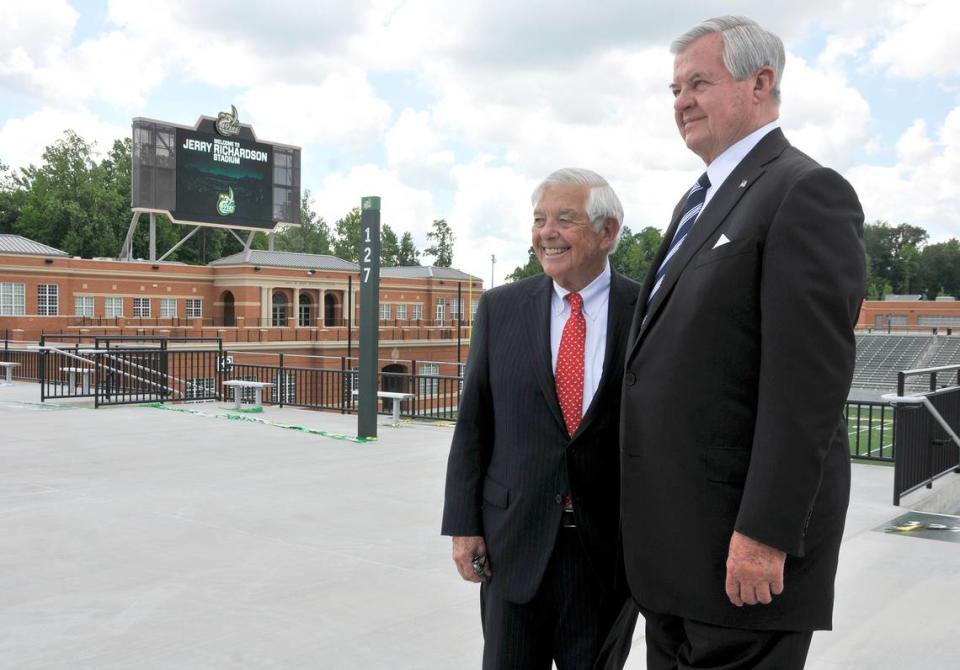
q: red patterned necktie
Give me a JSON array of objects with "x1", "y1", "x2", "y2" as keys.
[{"x1": 556, "y1": 292, "x2": 585, "y2": 437}]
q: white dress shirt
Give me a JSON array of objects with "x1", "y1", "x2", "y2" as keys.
[
  {"x1": 702, "y1": 119, "x2": 781, "y2": 211},
  {"x1": 550, "y1": 261, "x2": 610, "y2": 416}
]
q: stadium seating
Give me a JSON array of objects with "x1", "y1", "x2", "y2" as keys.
[{"x1": 852, "y1": 334, "x2": 960, "y2": 391}]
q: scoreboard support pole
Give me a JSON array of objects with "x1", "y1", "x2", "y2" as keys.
[
  {"x1": 120, "y1": 211, "x2": 140, "y2": 261},
  {"x1": 357, "y1": 196, "x2": 381, "y2": 439}
]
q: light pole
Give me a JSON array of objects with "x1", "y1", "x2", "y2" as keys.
[{"x1": 490, "y1": 254, "x2": 496, "y2": 288}]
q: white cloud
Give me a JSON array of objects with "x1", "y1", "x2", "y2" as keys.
[
  {"x1": 896, "y1": 119, "x2": 936, "y2": 166},
  {"x1": 0, "y1": 1, "x2": 78, "y2": 100},
  {"x1": 447, "y1": 159, "x2": 535, "y2": 284},
  {"x1": 780, "y1": 54, "x2": 872, "y2": 169},
  {"x1": 817, "y1": 32, "x2": 869, "y2": 69},
  {"x1": 310, "y1": 164, "x2": 437, "y2": 242},
  {"x1": 240, "y1": 74, "x2": 392, "y2": 147},
  {"x1": 0, "y1": 107, "x2": 127, "y2": 169},
  {"x1": 847, "y1": 107, "x2": 960, "y2": 242},
  {"x1": 870, "y1": 0, "x2": 960, "y2": 79},
  {"x1": 384, "y1": 108, "x2": 454, "y2": 188}
]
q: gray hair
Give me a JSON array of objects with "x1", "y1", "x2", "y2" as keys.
[
  {"x1": 530, "y1": 168, "x2": 624, "y2": 253},
  {"x1": 671, "y1": 16, "x2": 785, "y2": 104}
]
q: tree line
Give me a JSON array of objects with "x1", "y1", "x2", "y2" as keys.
[
  {"x1": 0, "y1": 131, "x2": 456, "y2": 268},
  {"x1": 509, "y1": 220, "x2": 960, "y2": 300}
]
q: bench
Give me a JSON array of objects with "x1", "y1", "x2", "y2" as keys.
[
  {"x1": 223, "y1": 380, "x2": 272, "y2": 411},
  {"x1": 61, "y1": 366, "x2": 93, "y2": 394},
  {"x1": 353, "y1": 390, "x2": 417, "y2": 426},
  {"x1": 0, "y1": 361, "x2": 19, "y2": 385}
]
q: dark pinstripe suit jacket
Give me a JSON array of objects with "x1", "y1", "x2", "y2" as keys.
[{"x1": 442, "y1": 269, "x2": 640, "y2": 604}]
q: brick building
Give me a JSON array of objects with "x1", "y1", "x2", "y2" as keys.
[
  {"x1": 0, "y1": 234, "x2": 482, "y2": 376},
  {"x1": 858, "y1": 296, "x2": 960, "y2": 333}
]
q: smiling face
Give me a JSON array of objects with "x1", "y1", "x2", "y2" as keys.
[
  {"x1": 532, "y1": 183, "x2": 618, "y2": 292},
  {"x1": 671, "y1": 32, "x2": 774, "y2": 164}
]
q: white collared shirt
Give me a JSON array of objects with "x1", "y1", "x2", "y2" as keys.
[
  {"x1": 551, "y1": 261, "x2": 610, "y2": 416},
  {"x1": 702, "y1": 119, "x2": 781, "y2": 211}
]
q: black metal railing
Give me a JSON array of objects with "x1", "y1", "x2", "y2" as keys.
[
  {"x1": 27, "y1": 342, "x2": 462, "y2": 421},
  {"x1": 846, "y1": 400, "x2": 895, "y2": 462},
  {"x1": 220, "y1": 356, "x2": 462, "y2": 420},
  {"x1": 892, "y1": 365, "x2": 960, "y2": 505},
  {"x1": 1, "y1": 342, "x2": 40, "y2": 381}
]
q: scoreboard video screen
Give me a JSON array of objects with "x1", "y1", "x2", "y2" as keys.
[{"x1": 174, "y1": 128, "x2": 274, "y2": 229}]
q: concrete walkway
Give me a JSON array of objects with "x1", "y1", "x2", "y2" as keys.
[{"x1": 2, "y1": 382, "x2": 959, "y2": 669}]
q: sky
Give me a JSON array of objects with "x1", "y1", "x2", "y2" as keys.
[{"x1": 1, "y1": 0, "x2": 959, "y2": 285}]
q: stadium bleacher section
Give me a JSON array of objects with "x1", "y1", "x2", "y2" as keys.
[{"x1": 851, "y1": 334, "x2": 960, "y2": 391}]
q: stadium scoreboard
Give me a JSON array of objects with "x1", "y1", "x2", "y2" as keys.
[{"x1": 131, "y1": 106, "x2": 300, "y2": 231}]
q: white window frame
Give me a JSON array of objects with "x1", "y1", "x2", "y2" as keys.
[
  {"x1": 471, "y1": 300, "x2": 479, "y2": 319},
  {"x1": 411, "y1": 304, "x2": 423, "y2": 321},
  {"x1": 104, "y1": 297, "x2": 123, "y2": 317},
  {"x1": 74, "y1": 296, "x2": 95, "y2": 317},
  {"x1": 37, "y1": 284, "x2": 58, "y2": 316},
  {"x1": 379, "y1": 304, "x2": 391, "y2": 320},
  {"x1": 420, "y1": 362, "x2": 440, "y2": 395},
  {"x1": 435, "y1": 299, "x2": 445, "y2": 323},
  {"x1": 396, "y1": 304, "x2": 407, "y2": 320},
  {"x1": 160, "y1": 298, "x2": 177, "y2": 318},
  {"x1": 186, "y1": 298, "x2": 203, "y2": 319},
  {"x1": 133, "y1": 297, "x2": 151, "y2": 317},
  {"x1": 0, "y1": 283, "x2": 26, "y2": 316}
]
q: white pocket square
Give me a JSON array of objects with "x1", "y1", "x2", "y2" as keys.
[{"x1": 712, "y1": 234, "x2": 731, "y2": 249}]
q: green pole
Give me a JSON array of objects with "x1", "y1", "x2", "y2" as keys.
[{"x1": 358, "y1": 196, "x2": 381, "y2": 438}]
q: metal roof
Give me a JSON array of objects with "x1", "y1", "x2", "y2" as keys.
[
  {"x1": 208, "y1": 251, "x2": 478, "y2": 280},
  {"x1": 208, "y1": 250, "x2": 359, "y2": 271},
  {"x1": 381, "y1": 266, "x2": 479, "y2": 281},
  {"x1": 0, "y1": 235, "x2": 70, "y2": 257}
]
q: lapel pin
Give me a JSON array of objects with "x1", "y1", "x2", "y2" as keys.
[{"x1": 739, "y1": 180, "x2": 748, "y2": 188}]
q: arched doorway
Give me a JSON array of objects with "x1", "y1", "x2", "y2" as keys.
[
  {"x1": 381, "y1": 363, "x2": 409, "y2": 414},
  {"x1": 221, "y1": 291, "x2": 235, "y2": 326},
  {"x1": 298, "y1": 293, "x2": 313, "y2": 327},
  {"x1": 272, "y1": 292, "x2": 288, "y2": 326},
  {"x1": 324, "y1": 293, "x2": 339, "y2": 327}
]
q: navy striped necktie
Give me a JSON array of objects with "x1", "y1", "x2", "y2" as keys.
[{"x1": 646, "y1": 172, "x2": 710, "y2": 306}]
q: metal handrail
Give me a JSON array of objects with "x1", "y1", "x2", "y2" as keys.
[{"x1": 882, "y1": 392, "x2": 960, "y2": 453}]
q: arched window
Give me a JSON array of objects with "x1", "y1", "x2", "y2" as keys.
[{"x1": 221, "y1": 291, "x2": 235, "y2": 326}]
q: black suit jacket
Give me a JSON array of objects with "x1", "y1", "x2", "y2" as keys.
[
  {"x1": 443, "y1": 269, "x2": 640, "y2": 603},
  {"x1": 620, "y1": 129, "x2": 866, "y2": 631}
]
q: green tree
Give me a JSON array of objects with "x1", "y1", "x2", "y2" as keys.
[
  {"x1": 13, "y1": 131, "x2": 130, "y2": 258},
  {"x1": 506, "y1": 247, "x2": 542, "y2": 282},
  {"x1": 610, "y1": 225, "x2": 663, "y2": 282},
  {"x1": 380, "y1": 223, "x2": 400, "y2": 266},
  {"x1": 398, "y1": 231, "x2": 420, "y2": 266},
  {"x1": 864, "y1": 221, "x2": 928, "y2": 295},
  {"x1": 917, "y1": 239, "x2": 960, "y2": 299},
  {"x1": 332, "y1": 207, "x2": 362, "y2": 261},
  {"x1": 0, "y1": 161, "x2": 22, "y2": 234},
  {"x1": 274, "y1": 189, "x2": 332, "y2": 254},
  {"x1": 425, "y1": 218, "x2": 454, "y2": 267}
]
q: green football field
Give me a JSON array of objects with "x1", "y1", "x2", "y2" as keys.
[{"x1": 847, "y1": 404, "x2": 895, "y2": 461}]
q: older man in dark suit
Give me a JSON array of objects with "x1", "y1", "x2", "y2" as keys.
[
  {"x1": 620, "y1": 16, "x2": 866, "y2": 670},
  {"x1": 443, "y1": 168, "x2": 641, "y2": 669}
]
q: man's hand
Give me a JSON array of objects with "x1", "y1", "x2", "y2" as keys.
[
  {"x1": 725, "y1": 530, "x2": 786, "y2": 606},
  {"x1": 452, "y1": 536, "x2": 492, "y2": 583}
]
